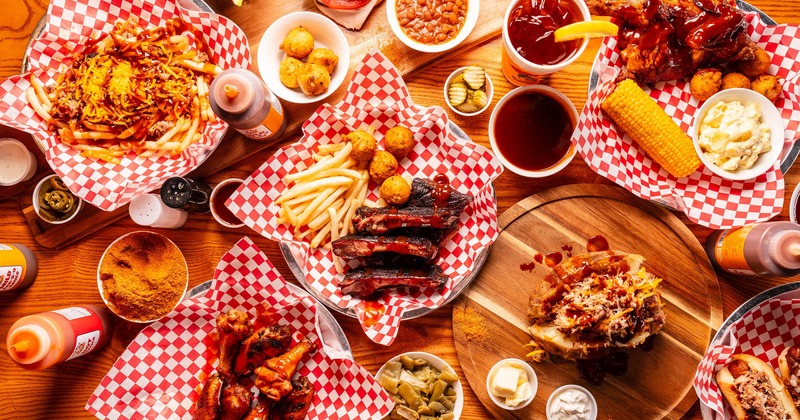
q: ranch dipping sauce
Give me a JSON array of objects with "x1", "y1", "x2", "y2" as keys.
[
  {"x1": 547, "y1": 385, "x2": 597, "y2": 420},
  {"x1": 0, "y1": 138, "x2": 37, "y2": 186}
]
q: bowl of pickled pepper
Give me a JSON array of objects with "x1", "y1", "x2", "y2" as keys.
[{"x1": 32, "y1": 175, "x2": 82, "y2": 224}]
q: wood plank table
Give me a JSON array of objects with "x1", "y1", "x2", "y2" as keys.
[{"x1": 1, "y1": 0, "x2": 799, "y2": 418}]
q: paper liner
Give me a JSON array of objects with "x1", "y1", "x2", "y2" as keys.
[
  {"x1": 693, "y1": 287, "x2": 800, "y2": 419},
  {"x1": 86, "y1": 237, "x2": 393, "y2": 419},
  {"x1": 227, "y1": 50, "x2": 503, "y2": 346},
  {"x1": 574, "y1": 13, "x2": 800, "y2": 229},
  {"x1": 0, "y1": 0, "x2": 250, "y2": 211}
]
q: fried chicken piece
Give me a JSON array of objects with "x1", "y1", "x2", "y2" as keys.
[
  {"x1": 193, "y1": 372, "x2": 224, "y2": 420},
  {"x1": 255, "y1": 337, "x2": 317, "y2": 401},
  {"x1": 234, "y1": 324, "x2": 293, "y2": 376},
  {"x1": 273, "y1": 376, "x2": 316, "y2": 420},
  {"x1": 216, "y1": 309, "x2": 253, "y2": 377},
  {"x1": 242, "y1": 395, "x2": 273, "y2": 420},
  {"x1": 221, "y1": 382, "x2": 253, "y2": 420}
]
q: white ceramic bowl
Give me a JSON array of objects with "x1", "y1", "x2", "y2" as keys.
[
  {"x1": 210, "y1": 178, "x2": 246, "y2": 228},
  {"x1": 692, "y1": 88, "x2": 784, "y2": 181},
  {"x1": 375, "y1": 351, "x2": 464, "y2": 419},
  {"x1": 485, "y1": 358, "x2": 538, "y2": 411},
  {"x1": 386, "y1": 0, "x2": 479, "y2": 53},
  {"x1": 31, "y1": 174, "x2": 83, "y2": 225},
  {"x1": 488, "y1": 85, "x2": 578, "y2": 178},
  {"x1": 258, "y1": 12, "x2": 350, "y2": 104},
  {"x1": 546, "y1": 384, "x2": 598, "y2": 420},
  {"x1": 444, "y1": 66, "x2": 494, "y2": 117},
  {"x1": 97, "y1": 231, "x2": 189, "y2": 323}
]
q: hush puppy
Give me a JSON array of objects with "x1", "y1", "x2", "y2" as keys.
[
  {"x1": 281, "y1": 27, "x2": 315, "y2": 59},
  {"x1": 738, "y1": 47, "x2": 771, "y2": 78},
  {"x1": 721, "y1": 72, "x2": 750, "y2": 90},
  {"x1": 380, "y1": 175, "x2": 411, "y2": 206},
  {"x1": 279, "y1": 57, "x2": 304, "y2": 89},
  {"x1": 369, "y1": 150, "x2": 398, "y2": 184},
  {"x1": 346, "y1": 130, "x2": 377, "y2": 163},
  {"x1": 296, "y1": 63, "x2": 330, "y2": 96},
  {"x1": 751, "y1": 74, "x2": 782, "y2": 102},
  {"x1": 690, "y1": 68, "x2": 722, "y2": 101},
  {"x1": 307, "y1": 48, "x2": 339, "y2": 75},
  {"x1": 384, "y1": 125, "x2": 415, "y2": 159}
]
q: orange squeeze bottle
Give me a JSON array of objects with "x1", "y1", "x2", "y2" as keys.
[{"x1": 6, "y1": 305, "x2": 113, "y2": 370}]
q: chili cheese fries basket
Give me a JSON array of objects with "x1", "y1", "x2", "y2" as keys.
[{"x1": 0, "y1": 0, "x2": 250, "y2": 211}]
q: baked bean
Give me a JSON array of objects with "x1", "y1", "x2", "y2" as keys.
[{"x1": 396, "y1": 0, "x2": 468, "y2": 45}]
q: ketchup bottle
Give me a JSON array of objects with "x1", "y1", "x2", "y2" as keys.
[
  {"x1": 209, "y1": 68, "x2": 287, "y2": 141},
  {"x1": 705, "y1": 221, "x2": 800, "y2": 276},
  {"x1": 6, "y1": 305, "x2": 113, "y2": 370}
]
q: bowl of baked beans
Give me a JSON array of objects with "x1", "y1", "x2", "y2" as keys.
[{"x1": 386, "y1": 0, "x2": 479, "y2": 53}]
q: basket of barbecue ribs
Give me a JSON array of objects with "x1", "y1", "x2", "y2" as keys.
[
  {"x1": 227, "y1": 51, "x2": 503, "y2": 346},
  {"x1": 86, "y1": 237, "x2": 393, "y2": 420},
  {"x1": 573, "y1": 0, "x2": 800, "y2": 229}
]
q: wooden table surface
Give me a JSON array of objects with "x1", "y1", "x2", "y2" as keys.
[{"x1": 2, "y1": 0, "x2": 800, "y2": 419}]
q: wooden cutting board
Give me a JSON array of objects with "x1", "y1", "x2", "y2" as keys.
[{"x1": 453, "y1": 184, "x2": 723, "y2": 419}]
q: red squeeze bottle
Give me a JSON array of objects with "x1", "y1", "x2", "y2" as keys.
[
  {"x1": 6, "y1": 305, "x2": 113, "y2": 370},
  {"x1": 209, "y1": 68, "x2": 287, "y2": 141},
  {"x1": 705, "y1": 221, "x2": 800, "y2": 276}
]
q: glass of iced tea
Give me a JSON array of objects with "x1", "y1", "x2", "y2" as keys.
[{"x1": 501, "y1": 0, "x2": 591, "y2": 85}]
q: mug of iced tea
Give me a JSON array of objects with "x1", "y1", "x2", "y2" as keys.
[{"x1": 501, "y1": 0, "x2": 591, "y2": 85}]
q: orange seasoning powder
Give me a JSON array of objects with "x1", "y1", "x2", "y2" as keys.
[
  {"x1": 99, "y1": 232, "x2": 187, "y2": 322},
  {"x1": 453, "y1": 305, "x2": 488, "y2": 342}
]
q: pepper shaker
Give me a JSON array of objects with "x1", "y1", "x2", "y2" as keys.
[{"x1": 160, "y1": 177, "x2": 212, "y2": 213}]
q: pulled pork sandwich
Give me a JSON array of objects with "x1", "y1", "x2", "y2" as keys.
[
  {"x1": 717, "y1": 353, "x2": 800, "y2": 420},
  {"x1": 780, "y1": 346, "x2": 800, "y2": 411},
  {"x1": 527, "y1": 251, "x2": 666, "y2": 363}
]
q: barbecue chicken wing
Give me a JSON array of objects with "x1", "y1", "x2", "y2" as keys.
[
  {"x1": 242, "y1": 395, "x2": 273, "y2": 420},
  {"x1": 234, "y1": 324, "x2": 293, "y2": 376},
  {"x1": 220, "y1": 382, "x2": 253, "y2": 420},
  {"x1": 193, "y1": 372, "x2": 224, "y2": 420},
  {"x1": 255, "y1": 337, "x2": 317, "y2": 400},
  {"x1": 216, "y1": 309, "x2": 252, "y2": 377},
  {"x1": 273, "y1": 376, "x2": 316, "y2": 420},
  {"x1": 587, "y1": 0, "x2": 757, "y2": 84}
]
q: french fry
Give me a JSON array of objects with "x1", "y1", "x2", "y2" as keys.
[
  {"x1": 284, "y1": 143, "x2": 353, "y2": 182},
  {"x1": 276, "y1": 176, "x2": 353, "y2": 203},
  {"x1": 29, "y1": 75, "x2": 51, "y2": 109}
]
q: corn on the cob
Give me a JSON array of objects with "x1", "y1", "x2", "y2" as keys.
[{"x1": 602, "y1": 79, "x2": 701, "y2": 178}]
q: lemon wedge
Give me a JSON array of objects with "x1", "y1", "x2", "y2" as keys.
[
  {"x1": 554, "y1": 21, "x2": 619, "y2": 42},
  {"x1": 232, "y1": 0, "x2": 243, "y2": 5}
]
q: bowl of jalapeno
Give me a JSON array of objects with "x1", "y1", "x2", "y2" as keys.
[{"x1": 32, "y1": 175, "x2": 82, "y2": 224}]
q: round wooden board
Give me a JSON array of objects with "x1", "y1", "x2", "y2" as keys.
[{"x1": 453, "y1": 184, "x2": 723, "y2": 419}]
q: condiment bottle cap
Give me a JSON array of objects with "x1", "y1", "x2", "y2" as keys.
[
  {"x1": 213, "y1": 72, "x2": 254, "y2": 114},
  {"x1": 768, "y1": 229, "x2": 800, "y2": 270},
  {"x1": 7, "y1": 324, "x2": 50, "y2": 364}
]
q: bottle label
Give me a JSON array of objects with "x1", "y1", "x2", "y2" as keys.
[
  {"x1": 66, "y1": 330, "x2": 101, "y2": 362},
  {"x1": 237, "y1": 101, "x2": 284, "y2": 141},
  {"x1": 50, "y1": 306, "x2": 106, "y2": 361},
  {"x1": 0, "y1": 245, "x2": 27, "y2": 291},
  {"x1": 713, "y1": 226, "x2": 757, "y2": 275}
]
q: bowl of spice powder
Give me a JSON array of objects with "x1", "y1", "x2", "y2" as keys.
[{"x1": 97, "y1": 231, "x2": 189, "y2": 323}]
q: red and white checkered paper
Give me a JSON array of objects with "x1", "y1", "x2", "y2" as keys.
[
  {"x1": 693, "y1": 288, "x2": 800, "y2": 419},
  {"x1": 227, "y1": 51, "x2": 503, "y2": 346},
  {"x1": 0, "y1": 0, "x2": 250, "y2": 211},
  {"x1": 86, "y1": 237, "x2": 393, "y2": 420},
  {"x1": 575, "y1": 12, "x2": 800, "y2": 229}
]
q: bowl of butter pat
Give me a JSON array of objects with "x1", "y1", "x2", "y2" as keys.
[
  {"x1": 486, "y1": 358, "x2": 537, "y2": 410},
  {"x1": 691, "y1": 88, "x2": 784, "y2": 181}
]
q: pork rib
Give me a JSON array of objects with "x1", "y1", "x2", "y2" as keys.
[
  {"x1": 352, "y1": 206, "x2": 460, "y2": 236},
  {"x1": 332, "y1": 235, "x2": 439, "y2": 261},
  {"x1": 339, "y1": 265, "x2": 448, "y2": 297}
]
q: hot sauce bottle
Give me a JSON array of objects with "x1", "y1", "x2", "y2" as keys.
[
  {"x1": 705, "y1": 221, "x2": 800, "y2": 276},
  {"x1": 6, "y1": 305, "x2": 113, "y2": 370},
  {"x1": 209, "y1": 68, "x2": 287, "y2": 141},
  {"x1": 0, "y1": 243, "x2": 38, "y2": 292}
]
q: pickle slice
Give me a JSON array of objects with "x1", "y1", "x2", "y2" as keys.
[
  {"x1": 463, "y1": 66, "x2": 485, "y2": 90},
  {"x1": 470, "y1": 89, "x2": 488, "y2": 109},
  {"x1": 448, "y1": 82, "x2": 467, "y2": 107},
  {"x1": 456, "y1": 100, "x2": 480, "y2": 113}
]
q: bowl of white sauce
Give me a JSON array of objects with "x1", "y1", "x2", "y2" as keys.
[
  {"x1": 691, "y1": 88, "x2": 784, "y2": 181},
  {"x1": 546, "y1": 384, "x2": 597, "y2": 420}
]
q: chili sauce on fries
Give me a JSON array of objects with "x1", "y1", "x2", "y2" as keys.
[{"x1": 26, "y1": 17, "x2": 221, "y2": 164}]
